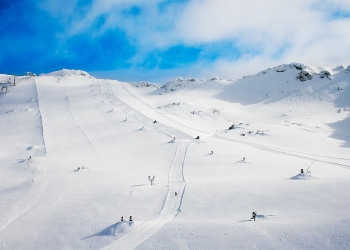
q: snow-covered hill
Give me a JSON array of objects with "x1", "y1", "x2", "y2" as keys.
[
  {"x1": 216, "y1": 63, "x2": 349, "y2": 105},
  {"x1": 1, "y1": 64, "x2": 350, "y2": 249}
]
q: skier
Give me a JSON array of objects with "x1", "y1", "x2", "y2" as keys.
[
  {"x1": 175, "y1": 192, "x2": 177, "y2": 196},
  {"x1": 251, "y1": 212, "x2": 256, "y2": 221},
  {"x1": 77, "y1": 167, "x2": 80, "y2": 171},
  {"x1": 243, "y1": 157, "x2": 245, "y2": 162},
  {"x1": 129, "y1": 216, "x2": 133, "y2": 222},
  {"x1": 148, "y1": 175, "x2": 155, "y2": 185},
  {"x1": 121, "y1": 216, "x2": 124, "y2": 222},
  {"x1": 153, "y1": 120, "x2": 157, "y2": 123},
  {"x1": 211, "y1": 150, "x2": 213, "y2": 154}
]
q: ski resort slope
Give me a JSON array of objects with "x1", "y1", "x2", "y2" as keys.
[
  {"x1": 0, "y1": 64, "x2": 350, "y2": 250},
  {"x1": 101, "y1": 142, "x2": 188, "y2": 250}
]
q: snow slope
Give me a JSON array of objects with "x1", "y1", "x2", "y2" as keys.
[{"x1": 1, "y1": 64, "x2": 350, "y2": 249}]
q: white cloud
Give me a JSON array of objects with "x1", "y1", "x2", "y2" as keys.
[
  {"x1": 42, "y1": 0, "x2": 350, "y2": 81},
  {"x1": 168, "y1": 0, "x2": 350, "y2": 77}
]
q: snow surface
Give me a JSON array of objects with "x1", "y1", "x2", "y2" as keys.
[{"x1": 1, "y1": 64, "x2": 350, "y2": 249}]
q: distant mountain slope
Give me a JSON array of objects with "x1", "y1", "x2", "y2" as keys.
[
  {"x1": 151, "y1": 76, "x2": 232, "y2": 95},
  {"x1": 215, "y1": 63, "x2": 350, "y2": 106}
]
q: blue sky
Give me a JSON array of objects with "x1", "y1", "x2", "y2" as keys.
[{"x1": 1, "y1": 0, "x2": 350, "y2": 84}]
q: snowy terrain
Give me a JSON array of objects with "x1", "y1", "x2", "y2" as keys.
[{"x1": 1, "y1": 63, "x2": 350, "y2": 249}]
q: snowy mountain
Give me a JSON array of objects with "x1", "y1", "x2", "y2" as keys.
[{"x1": 1, "y1": 64, "x2": 350, "y2": 249}]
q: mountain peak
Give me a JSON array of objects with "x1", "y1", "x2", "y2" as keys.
[{"x1": 41, "y1": 69, "x2": 92, "y2": 78}]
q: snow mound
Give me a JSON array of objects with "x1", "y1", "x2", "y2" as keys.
[
  {"x1": 83, "y1": 221, "x2": 141, "y2": 239},
  {"x1": 96, "y1": 222, "x2": 138, "y2": 236},
  {"x1": 289, "y1": 173, "x2": 318, "y2": 180},
  {"x1": 41, "y1": 69, "x2": 92, "y2": 77},
  {"x1": 108, "y1": 222, "x2": 137, "y2": 235}
]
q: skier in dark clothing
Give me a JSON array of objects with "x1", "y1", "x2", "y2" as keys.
[
  {"x1": 129, "y1": 216, "x2": 133, "y2": 222},
  {"x1": 121, "y1": 216, "x2": 124, "y2": 222},
  {"x1": 251, "y1": 212, "x2": 256, "y2": 221}
]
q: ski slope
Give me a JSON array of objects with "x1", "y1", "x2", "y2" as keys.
[
  {"x1": 101, "y1": 142, "x2": 188, "y2": 250},
  {"x1": 99, "y1": 79, "x2": 198, "y2": 142},
  {"x1": 1, "y1": 64, "x2": 350, "y2": 249}
]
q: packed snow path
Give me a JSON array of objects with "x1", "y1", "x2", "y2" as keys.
[
  {"x1": 99, "y1": 80, "x2": 198, "y2": 142},
  {"x1": 101, "y1": 142, "x2": 188, "y2": 250}
]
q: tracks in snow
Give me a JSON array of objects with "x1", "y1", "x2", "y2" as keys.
[
  {"x1": 98, "y1": 80, "x2": 191, "y2": 249},
  {"x1": 99, "y1": 80, "x2": 197, "y2": 142},
  {"x1": 213, "y1": 134, "x2": 350, "y2": 169},
  {"x1": 119, "y1": 81, "x2": 207, "y2": 135},
  {"x1": 101, "y1": 142, "x2": 188, "y2": 250},
  {"x1": 65, "y1": 90, "x2": 97, "y2": 155}
]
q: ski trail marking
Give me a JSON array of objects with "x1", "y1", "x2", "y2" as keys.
[{"x1": 100, "y1": 142, "x2": 188, "y2": 250}]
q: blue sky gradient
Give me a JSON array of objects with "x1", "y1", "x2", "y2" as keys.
[{"x1": 1, "y1": 0, "x2": 350, "y2": 84}]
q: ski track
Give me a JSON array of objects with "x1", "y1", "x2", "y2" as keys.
[
  {"x1": 98, "y1": 79, "x2": 190, "y2": 249},
  {"x1": 120, "y1": 81, "x2": 207, "y2": 135},
  {"x1": 101, "y1": 142, "x2": 188, "y2": 250},
  {"x1": 0, "y1": 179, "x2": 48, "y2": 231},
  {"x1": 99, "y1": 80, "x2": 198, "y2": 143},
  {"x1": 65, "y1": 86, "x2": 98, "y2": 155},
  {"x1": 213, "y1": 134, "x2": 350, "y2": 169}
]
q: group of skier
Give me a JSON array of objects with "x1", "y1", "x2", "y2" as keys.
[
  {"x1": 75, "y1": 166, "x2": 85, "y2": 171},
  {"x1": 121, "y1": 216, "x2": 133, "y2": 222}
]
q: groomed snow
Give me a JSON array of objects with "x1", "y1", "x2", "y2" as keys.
[{"x1": 1, "y1": 64, "x2": 350, "y2": 249}]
